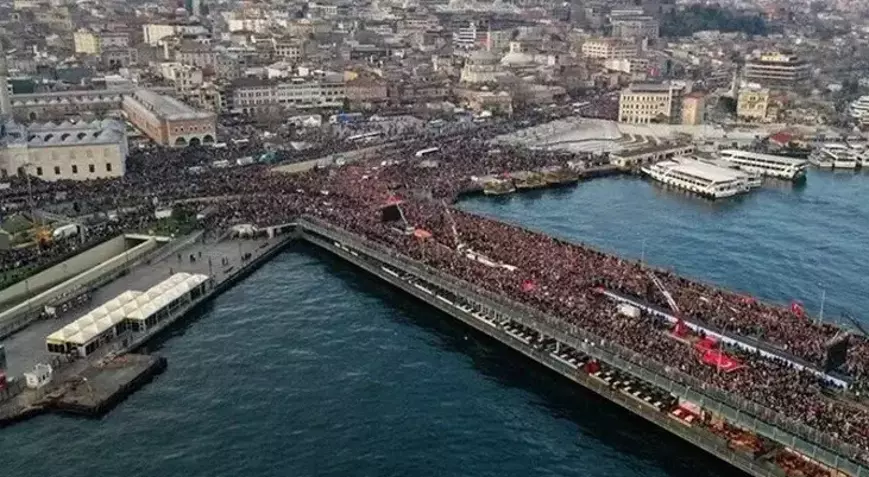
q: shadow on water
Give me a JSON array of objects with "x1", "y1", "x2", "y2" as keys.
[{"x1": 300, "y1": 244, "x2": 743, "y2": 477}]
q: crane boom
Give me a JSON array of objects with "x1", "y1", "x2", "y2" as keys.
[
  {"x1": 441, "y1": 200, "x2": 462, "y2": 250},
  {"x1": 647, "y1": 270, "x2": 680, "y2": 315}
]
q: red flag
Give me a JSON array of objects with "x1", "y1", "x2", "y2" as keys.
[
  {"x1": 790, "y1": 301, "x2": 805, "y2": 317},
  {"x1": 413, "y1": 228, "x2": 432, "y2": 239},
  {"x1": 521, "y1": 279, "x2": 536, "y2": 292}
]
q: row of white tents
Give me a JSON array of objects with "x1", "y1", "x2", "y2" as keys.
[{"x1": 46, "y1": 273, "x2": 210, "y2": 356}]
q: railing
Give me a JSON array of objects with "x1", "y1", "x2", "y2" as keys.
[
  {"x1": 299, "y1": 217, "x2": 869, "y2": 476},
  {"x1": 314, "y1": 232, "x2": 788, "y2": 477},
  {"x1": 0, "y1": 233, "x2": 189, "y2": 340}
]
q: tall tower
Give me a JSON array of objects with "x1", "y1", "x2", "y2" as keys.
[{"x1": 0, "y1": 40, "x2": 11, "y2": 117}]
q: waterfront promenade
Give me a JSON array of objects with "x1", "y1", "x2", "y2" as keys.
[{"x1": 0, "y1": 231, "x2": 290, "y2": 424}]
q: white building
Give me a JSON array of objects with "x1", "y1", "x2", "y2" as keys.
[
  {"x1": 0, "y1": 53, "x2": 127, "y2": 182},
  {"x1": 160, "y1": 63, "x2": 205, "y2": 93},
  {"x1": 0, "y1": 119, "x2": 128, "y2": 181},
  {"x1": 581, "y1": 38, "x2": 638, "y2": 60},
  {"x1": 230, "y1": 77, "x2": 346, "y2": 114},
  {"x1": 143, "y1": 23, "x2": 209, "y2": 46},
  {"x1": 618, "y1": 82, "x2": 687, "y2": 124},
  {"x1": 453, "y1": 21, "x2": 482, "y2": 49},
  {"x1": 460, "y1": 50, "x2": 499, "y2": 84}
]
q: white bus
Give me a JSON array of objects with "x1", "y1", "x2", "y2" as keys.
[
  {"x1": 415, "y1": 147, "x2": 440, "y2": 158},
  {"x1": 346, "y1": 131, "x2": 383, "y2": 142}
]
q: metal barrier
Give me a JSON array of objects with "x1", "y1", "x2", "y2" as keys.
[
  {"x1": 311, "y1": 231, "x2": 788, "y2": 477},
  {"x1": 299, "y1": 217, "x2": 869, "y2": 477},
  {"x1": 0, "y1": 233, "x2": 189, "y2": 340}
]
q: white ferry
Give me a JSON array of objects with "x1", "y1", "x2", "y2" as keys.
[
  {"x1": 697, "y1": 156, "x2": 763, "y2": 189},
  {"x1": 809, "y1": 145, "x2": 858, "y2": 170},
  {"x1": 718, "y1": 150, "x2": 808, "y2": 181},
  {"x1": 641, "y1": 157, "x2": 752, "y2": 199}
]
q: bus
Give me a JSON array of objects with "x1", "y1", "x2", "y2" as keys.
[
  {"x1": 329, "y1": 112, "x2": 364, "y2": 124},
  {"x1": 415, "y1": 147, "x2": 440, "y2": 158},
  {"x1": 346, "y1": 131, "x2": 383, "y2": 142}
]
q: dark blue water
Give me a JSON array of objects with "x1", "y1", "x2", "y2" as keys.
[{"x1": 3, "y1": 170, "x2": 866, "y2": 476}]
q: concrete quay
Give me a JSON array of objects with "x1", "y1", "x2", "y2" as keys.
[
  {"x1": 46, "y1": 354, "x2": 167, "y2": 417},
  {"x1": 0, "y1": 228, "x2": 295, "y2": 426},
  {"x1": 297, "y1": 217, "x2": 869, "y2": 477}
]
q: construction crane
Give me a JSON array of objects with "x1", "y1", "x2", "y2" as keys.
[
  {"x1": 34, "y1": 209, "x2": 88, "y2": 245},
  {"x1": 647, "y1": 269, "x2": 681, "y2": 315}
]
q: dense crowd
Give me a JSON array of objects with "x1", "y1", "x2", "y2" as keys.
[
  {"x1": 2, "y1": 109, "x2": 869, "y2": 466},
  {"x1": 284, "y1": 137, "x2": 869, "y2": 466}
]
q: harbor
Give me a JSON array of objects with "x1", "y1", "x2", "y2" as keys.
[
  {"x1": 1, "y1": 115, "x2": 869, "y2": 477},
  {"x1": 0, "y1": 167, "x2": 867, "y2": 477}
]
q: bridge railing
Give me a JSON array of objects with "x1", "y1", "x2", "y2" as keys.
[{"x1": 299, "y1": 216, "x2": 869, "y2": 477}]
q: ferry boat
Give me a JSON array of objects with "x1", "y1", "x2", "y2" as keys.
[
  {"x1": 641, "y1": 157, "x2": 752, "y2": 199},
  {"x1": 510, "y1": 171, "x2": 548, "y2": 190},
  {"x1": 483, "y1": 178, "x2": 516, "y2": 196},
  {"x1": 809, "y1": 145, "x2": 858, "y2": 170},
  {"x1": 540, "y1": 166, "x2": 580, "y2": 186},
  {"x1": 717, "y1": 150, "x2": 808, "y2": 181},
  {"x1": 697, "y1": 156, "x2": 762, "y2": 189}
]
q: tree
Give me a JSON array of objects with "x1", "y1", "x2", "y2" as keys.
[{"x1": 660, "y1": 6, "x2": 770, "y2": 38}]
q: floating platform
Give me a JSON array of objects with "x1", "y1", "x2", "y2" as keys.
[{"x1": 45, "y1": 354, "x2": 167, "y2": 417}]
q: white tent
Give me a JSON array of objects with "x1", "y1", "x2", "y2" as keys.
[
  {"x1": 46, "y1": 290, "x2": 144, "y2": 349},
  {"x1": 124, "y1": 273, "x2": 210, "y2": 324}
]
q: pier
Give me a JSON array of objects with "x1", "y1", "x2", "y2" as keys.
[{"x1": 0, "y1": 227, "x2": 295, "y2": 426}]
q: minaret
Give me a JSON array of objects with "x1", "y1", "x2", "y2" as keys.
[{"x1": 0, "y1": 40, "x2": 11, "y2": 117}]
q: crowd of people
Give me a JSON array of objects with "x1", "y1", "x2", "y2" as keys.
[
  {"x1": 286, "y1": 137, "x2": 869, "y2": 467},
  {"x1": 2, "y1": 108, "x2": 868, "y2": 467}
]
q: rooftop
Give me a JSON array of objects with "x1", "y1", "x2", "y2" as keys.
[
  {"x1": 127, "y1": 89, "x2": 213, "y2": 121},
  {"x1": 625, "y1": 83, "x2": 680, "y2": 93},
  {"x1": 2, "y1": 118, "x2": 126, "y2": 147},
  {"x1": 657, "y1": 157, "x2": 746, "y2": 183},
  {"x1": 720, "y1": 149, "x2": 807, "y2": 165}
]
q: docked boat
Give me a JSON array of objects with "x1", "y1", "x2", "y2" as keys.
[
  {"x1": 641, "y1": 157, "x2": 752, "y2": 199},
  {"x1": 810, "y1": 145, "x2": 858, "y2": 170},
  {"x1": 697, "y1": 156, "x2": 762, "y2": 189},
  {"x1": 483, "y1": 178, "x2": 516, "y2": 196},
  {"x1": 510, "y1": 171, "x2": 548, "y2": 190},
  {"x1": 541, "y1": 166, "x2": 580, "y2": 186},
  {"x1": 717, "y1": 149, "x2": 808, "y2": 181}
]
